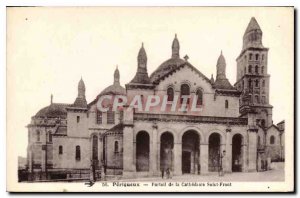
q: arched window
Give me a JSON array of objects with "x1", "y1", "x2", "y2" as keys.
[
  {"x1": 255, "y1": 95, "x2": 260, "y2": 103},
  {"x1": 77, "y1": 116, "x2": 80, "y2": 123},
  {"x1": 107, "y1": 109, "x2": 115, "y2": 124},
  {"x1": 270, "y1": 136, "x2": 275, "y2": 144},
  {"x1": 225, "y1": 100, "x2": 229, "y2": 109},
  {"x1": 196, "y1": 89, "x2": 203, "y2": 105},
  {"x1": 262, "y1": 80, "x2": 265, "y2": 87},
  {"x1": 114, "y1": 141, "x2": 119, "y2": 153},
  {"x1": 249, "y1": 94, "x2": 253, "y2": 103},
  {"x1": 248, "y1": 79, "x2": 252, "y2": 88},
  {"x1": 75, "y1": 145, "x2": 81, "y2": 161},
  {"x1": 96, "y1": 110, "x2": 102, "y2": 124},
  {"x1": 180, "y1": 84, "x2": 190, "y2": 104},
  {"x1": 255, "y1": 54, "x2": 259, "y2": 60},
  {"x1": 36, "y1": 130, "x2": 40, "y2": 142},
  {"x1": 262, "y1": 96, "x2": 266, "y2": 104},
  {"x1": 262, "y1": 54, "x2": 264, "y2": 60},
  {"x1": 248, "y1": 65, "x2": 252, "y2": 73},
  {"x1": 261, "y1": 119, "x2": 266, "y2": 127},
  {"x1": 261, "y1": 66, "x2": 264, "y2": 74},
  {"x1": 249, "y1": 53, "x2": 253, "y2": 60},
  {"x1": 59, "y1": 145, "x2": 63, "y2": 154},
  {"x1": 167, "y1": 87, "x2": 174, "y2": 101},
  {"x1": 255, "y1": 79, "x2": 259, "y2": 87},
  {"x1": 257, "y1": 136, "x2": 261, "y2": 146},
  {"x1": 255, "y1": 65, "x2": 259, "y2": 74}
]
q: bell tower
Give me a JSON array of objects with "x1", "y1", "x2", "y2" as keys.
[{"x1": 235, "y1": 17, "x2": 273, "y2": 128}]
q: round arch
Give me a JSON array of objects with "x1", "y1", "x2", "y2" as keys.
[
  {"x1": 232, "y1": 133, "x2": 244, "y2": 172},
  {"x1": 158, "y1": 128, "x2": 178, "y2": 143},
  {"x1": 179, "y1": 126, "x2": 204, "y2": 144},
  {"x1": 136, "y1": 131, "x2": 150, "y2": 172},
  {"x1": 230, "y1": 132, "x2": 246, "y2": 145},
  {"x1": 205, "y1": 130, "x2": 226, "y2": 144}
]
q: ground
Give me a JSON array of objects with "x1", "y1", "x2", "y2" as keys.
[{"x1": 114, "y1": 168, "x2": 284, "y2": 182}]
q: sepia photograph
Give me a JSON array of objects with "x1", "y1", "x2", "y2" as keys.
[{"x1": 6, "y1": 6, "x2": 294, "y2": 192}]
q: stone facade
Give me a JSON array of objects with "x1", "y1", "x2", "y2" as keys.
[{"x1": 24, "y1": 17, "x2": 285, "y2": 181}]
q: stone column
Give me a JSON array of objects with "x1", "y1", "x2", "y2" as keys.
[
  {"x1": 242, "y1": 144, "x2": 248, "y2": 172},
  {"x1": 225, "y1": 128, "x2": 232, "y2": 173},
  {"x1": 150, "y1": 123, "x2": 158, "y2": 176},
  {"x1": 122, "y1": 126, "x2": 135, "y2": 177},
  {"x1": 157, "y1": 138, "x2": 161, "y2": 173},
  {"x1": 173, "y1": 142, "x2": 182, "y2": 175},
  {"x1": 220, "y1": 143, "x2": 226, "y2": 173},
  {"x1": 247, "y1": 128, "x2": 258, "y2": 172},
  {"x1": 200, "y1": 144, "x2": 209, "y2": 175},
  {"x1": 99, "y1": 135, "x2": 103, "y2": 166}
]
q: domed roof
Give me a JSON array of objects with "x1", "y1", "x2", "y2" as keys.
[
  {"x1": 100, "y1": 84, "x2": 126, "y2": 96},
  {"x1": 35, "y1": 103, "x2": 70, "y2": 118},
  {"x1": 150, "y1": 57, "x2": 185, "y2": 83},
  {"x1": 150, "y1": 34, "x2": 186, "y2": 83},
  {"x1": 99, "y1": 67, "x2": 126, "y2": 96}
]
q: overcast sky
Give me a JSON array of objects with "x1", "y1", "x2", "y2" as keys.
[{"x1": 7, "y1": 7, "x2": 293, "y2": 157}]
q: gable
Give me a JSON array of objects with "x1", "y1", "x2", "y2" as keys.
[{"x1": 154, "y1": 63, "x2": 214, "y2": 93}]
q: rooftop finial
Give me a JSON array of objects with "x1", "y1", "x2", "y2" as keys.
[
  {"x1": 51, "y1": 94, "x2": 53, "y2": 104},
  {"x1": 210, "y1": 74, "x2": 215, "y2": 83},
  {"x1": 78, "y1": 77, "x2": 86, "y2": 98},
  {"x1": 138, "y1": 43, "x2": 147, "y2": 68},
  {"x1": 172, "y1": 34, "x2": 180, "y2": 58},
  {"x1": 216, "y1": 52, "x2": 226, "y2": 80},
  {"x1": 184, "y1": 54, "x2": 189, "y2": 61},
  {"x1": 114, "y1": 65, "x2": 120, "y2": 85}
]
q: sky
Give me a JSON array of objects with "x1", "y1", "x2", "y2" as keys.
[{"x1": 6, "y1": 7, "x2": 294, "y2": 157}]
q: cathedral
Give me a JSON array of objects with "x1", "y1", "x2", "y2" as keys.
[{"x1": 24, "y1": 17, "x2": 285, "y2": 181}]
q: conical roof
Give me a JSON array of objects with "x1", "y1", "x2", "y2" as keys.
[
  {"x1": 129, "y1": 43, "x2": 151, "y2": 84},
  {"x1": 244, "y1": 17, "x2": 262, "y2": 35}
]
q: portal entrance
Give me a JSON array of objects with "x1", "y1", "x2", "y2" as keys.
[
  {"x1": 181, "y1": 130, "x2": 200, "y2": 174},
  {"x1": 136, "y1": 131, "x2": 150, "y2": 172},
  {"x1": 232, "y1": 134, "x2": 243, "y2": 172},
  {"x1": 160, "y1": 132, "x2": 174, "y2": 171},
  {"x1": 208, "y1": 133, "x2": 221, "y2": 172}
]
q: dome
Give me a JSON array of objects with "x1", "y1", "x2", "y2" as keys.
[
  {"x1": 150, "y1": 34, "x2": 185, "y2": 83},
  {"x1": 35, "y1": 103, "x2": 70, "y2": 118},
  {"x1": 150, "y1": 57, "x2": 185, "y2": 83},
  {"x1": 100, "y1": 84, "x2": 126, "y2": 96}
]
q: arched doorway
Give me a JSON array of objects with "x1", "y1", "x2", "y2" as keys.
[
  {"x1": 182, "y1": 131, "x2": 200, "y2": 174},
  {"x1": 208, "y1": 133, "x2": 221, "y2": 172},
  {"x1": 160, "y1": 132, "x2": 174, "y2": 172},
  {"x1": 232, "y1": 134, "x2": 243, "y2": 172},
  {"x1": 136, "y1": 131, "x2": 150, "y2": 172}
]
